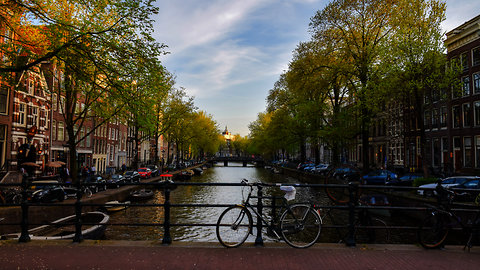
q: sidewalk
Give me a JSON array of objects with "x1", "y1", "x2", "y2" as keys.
[{"x1": 0, "y1": 240, "x2": 479, "y2": 270}]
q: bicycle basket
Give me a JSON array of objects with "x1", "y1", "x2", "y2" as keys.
[{"x1": 280, "y1": 185, "x2": 296, "y2": 201}]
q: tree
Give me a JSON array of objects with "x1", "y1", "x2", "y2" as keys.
[
  {"x1": 0, "y1": 1, "x2": 164, "y2": 74},
  {"x1": 39, "y1": 0, "x2": 166, "y2": 183},
  {"x1": 387, "y1": 0, "x2": 458, "y2": 176},
  {"x1": 310, "y1": 0, "x2": 396, "y2": 173}
]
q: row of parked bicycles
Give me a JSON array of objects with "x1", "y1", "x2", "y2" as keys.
[{"x1": 217, "y1": 173, "x2": 480, "y2": 251}]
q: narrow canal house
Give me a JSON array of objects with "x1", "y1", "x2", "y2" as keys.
[
  {"x1": 11, "y1": 64, "x2": 50, "y2": 171},
  {"x1": 392, "y1": 14, "x2": 480, "y2": 175},
  {"x1": 0, "y1": 25, "x2": 14, "y2": 170},
  {"x1": 438, "y1": 14, "x2": 480, "y2": 175}
]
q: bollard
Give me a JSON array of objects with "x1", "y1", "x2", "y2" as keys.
[
  {"x1": 255, "y1": 184, "x2": 264, "y2": 246},
  {"x1": 19, "y1": 174, "x2": 30, "y2": 243},
  {"x1": 162, "y1": 184, "x2": 172, "y2": 245},
  {"x1": 73, "y1": 182, "x2": 83, "y2": 243},
  {"x1": 345, "y1": 182, "x2": 358, "y2": 247}
]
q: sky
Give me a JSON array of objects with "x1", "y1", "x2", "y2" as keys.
[{"x1": 152, "y1": 0, "x2": 480, "y2": 137}]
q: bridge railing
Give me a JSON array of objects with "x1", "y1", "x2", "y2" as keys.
[{"x1": 1, "y1": 178, "x2": 479, "y2": 247}]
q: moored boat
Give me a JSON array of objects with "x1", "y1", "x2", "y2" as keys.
[
  {"x1": 103, "y1": 201, "x2": 130, "y2": 213},
  {"x1": 0, "y1": 211, "x2": 109, "y2": 240},
  {"x1": 129, "y1": 189, "x2": 154, "y2": 201},
  {"x1": 192, "y1": 167, "x2": 203, "y2": 175},
  {"x1": 176, "y1": 170, "x2": 193, "y2": 180}
]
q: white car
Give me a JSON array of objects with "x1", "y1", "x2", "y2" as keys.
[{"x1": 417, "y1": 176, "x2": 480, "y2": 196}]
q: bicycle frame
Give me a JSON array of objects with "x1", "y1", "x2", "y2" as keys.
[{"x1": 240, "y1": 182, "x2": 314, "y2": 240}]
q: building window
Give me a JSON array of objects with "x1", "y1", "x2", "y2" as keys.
[
  {"x1": 475, "y1": 101, "x2": 480, "y2": 126},
  {"x1": 442, "y1": 137, "x2": 449, "y2": 165},
  {"x1": 80, "y1": 127, "x2": 85, "y2": 147},
  {"x1": 52, "y1": 94, "x2": 57, "y2": 111},
  {"x1": 453, "y1": 105, "x2": 461, "y2": 128},
  {"x1": 58, "y1": 122, "x2": 64, "y2": 141},
  {"x1": 461, "y1": 52, "x2": 469, "y2": 71},
  {"x1": 462, "y1": 76, "x2": 470, "y2": 96},
  {"x1": 476, "y1": 136, "x2": 480, "y2": 168},
  {"x1": 424, "y1": 110, "x2": 431, "y2": 129},
  {"x1": 29, "y1": 106, "x2": 39, "y2": 127},
  {"x1": 86, "y1": 128, "x2": 91, "y2": 148},
  {"x1": 432, "y1": 108, "x2": 439, "y2": 129},
  {"x1": 473, "y1": 47, "x2": 480, "y2": 67},
  {"x1": 52, "y1": 120, "x2": 57, "y2": 141},
  {"x1": 463, "y1": 103, "x2": 471, "y2": 127},
  {"x1": 440, "y1": 106, "x2": 447, "y2": 128},
  {"x1": 474, "y1": 73, "x2": 480, "y2": 94},
  {"x1": 28, "y1": 79, "x2": 34, "y2": 95},
  {"x1": 15, "y1": 103, "x2": 26, "y2": 126},
  {"x1": 464, "y1": 137, "x2": 472, "y2": 168},
  {"x1": 60, "y1": 97, "x2": 65, "y2": 114},
  {"x1": 0, "y1": 86, "x2": 8, "y2": 114},
  {"x1": 39, "y1": 109, "x2": 46, "y2": 128},
  {"x1": 433, "y1": 138, "x2": 440, "y2": 167}
]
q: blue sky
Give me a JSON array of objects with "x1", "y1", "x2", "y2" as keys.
[{"x1": 152, "y1": 0, "x2": 480, "y2": 137}]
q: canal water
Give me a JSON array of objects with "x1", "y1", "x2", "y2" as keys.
[{"x1": 104, "y1": 163, "x2": 418, "y2": 244}]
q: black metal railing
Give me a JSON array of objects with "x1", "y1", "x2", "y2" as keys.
[{"x1": 1, "y1": 178, "x2": 479, "y2": 247}]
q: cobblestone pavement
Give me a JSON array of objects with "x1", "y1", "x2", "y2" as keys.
[{"x1": 0, "y1": 240, "x2": 479, "y2": 270}]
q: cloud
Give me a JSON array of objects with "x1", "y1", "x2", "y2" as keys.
[{"x1": 153, "y1": 0, "x2": 270, "y2": 53}]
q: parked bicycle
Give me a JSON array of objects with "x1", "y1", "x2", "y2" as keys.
[
  {"x1": 0, "y1": 188, "x2": 22, "y2": 205},
  {"x1": 316, "y1": 196, "x2": 390, "y2": 244},
  {"x1": 216, "y1": 179, "x2": 322, "y2": 248},
  {"x1": 417, "y1": 181, "x2": 480, "y2": 250},
  {"x1": 324, "y1": 164, "x2": 362, "y2": 204}
]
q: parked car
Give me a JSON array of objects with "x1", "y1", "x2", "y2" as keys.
[
  {"x1": 387, "y1": 173, "x2": 423, "y2": 186},
  {"x1": 332, "y1": 166, "x2": 360, "y2": 181},
  {"x1": 417, "y1": 176, "x2": 480, "y2": 196},
  {"x1": 84, "y1": 175, "x2": 107, "y2": 192},
  {"x1": 138, "y1": 168, "x2": 152, "y2": 179},
  {"x1": 124, "y1": 171, "x2": 140, "y2": 183},
  {"x1": 362, "y1": 170, "x2": 398, "y2": 185},
  {"x1": 146, "y1": 165, "x2": 159, "y2": 177},
  {"x1": 452, "y1": 178, "x2": 480, "y2": 201},
  {"x1": 106, "y1": 174, "x2": 125, "y2": 188},
  {"x1": 313, "y1": 164, "x2": 330, "y2": 175},
  {"x1": 26, "y1": 180, "x2": 66, "y2": 203}
]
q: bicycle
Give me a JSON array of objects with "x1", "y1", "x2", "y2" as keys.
[
  {"x1": 417, "y1": 182, "x2": 480, "y2": 250},
  {"x1": 316, "y1": 196, "x2": 390, "y2": 244},
  {"x1": 216, "y1": 179, "x2": 322, "y2": 248},
  {"x1": 0, "y1": 188, "x2": 23, "y2": 205}
]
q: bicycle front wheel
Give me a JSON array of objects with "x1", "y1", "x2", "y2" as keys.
[
  {"x1": 216, "y1": 206, "x2": 253, "y2": 248},
  {"x1": 280, "y1": 204, "x2": 322, "y2": 248},
  {"x1": 418, "y1": 213, "x2": 449, "y2": 249}
]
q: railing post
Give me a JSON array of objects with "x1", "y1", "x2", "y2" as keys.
[
  {"x1": 345, "y1": 182, "x2": 358, "y2": 247},
  {"x1": 270, "y1": 196, "x2": 277, "y2": 228},
  {"x1": 162, "y1": 184, "x2": 172, "y2": 245},
  {"x1": 255, "y1": 184, "x2": 264, "y2": 246},
  {"x1": 73, "y1": 181, "x2": 83, "y2": 243},
  {"x1": 19, "y1": 174, "x2": 30, "y2": 243}
]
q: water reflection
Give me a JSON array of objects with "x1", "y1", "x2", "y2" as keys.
[
  {"x1": 104, "y1": 163, "x2": 416, "y2": 244},
  {"x1": 105, "y1": 163, "x2": 321, "y2": 242}
]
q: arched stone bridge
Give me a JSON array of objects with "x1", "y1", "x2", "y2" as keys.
[{"x1": 208, "y1": 156, "x2": 265, "y2": 167}]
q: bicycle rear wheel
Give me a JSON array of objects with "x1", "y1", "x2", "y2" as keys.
[
  {"x1": 355, "y1": 217, "x2": 390, "y2": 244},
  {"x1": 324, "y1": 165, "x2": 361, "y2": 204},
  {"x1": 216, "y1": 206, "x2": 253, "y2": 248},
  {"x1": 280, "y1": 204, "x2": 322, "y2": 248},
  {"x1": 418, "y1": 213, "x2": 449, "y2": 249}
]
